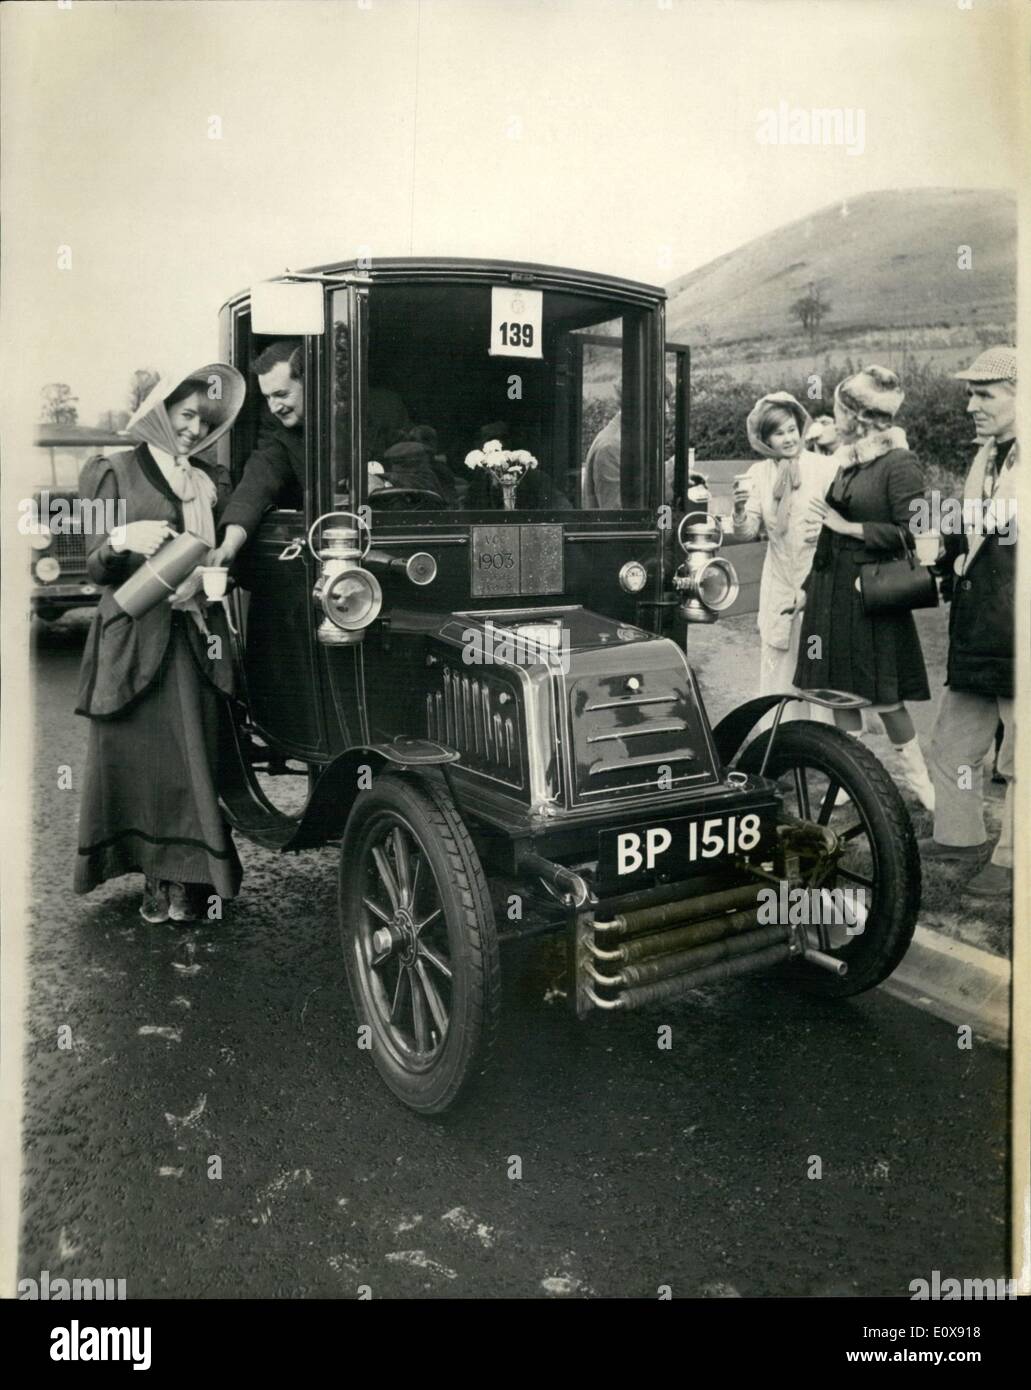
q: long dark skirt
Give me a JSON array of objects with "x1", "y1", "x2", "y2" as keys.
[
  {"x1": 74, "y1": 624, "x2": 242, "y2": 899},
  {"x1": 793, "y1": 544, "x2": 931, "y2": 705}
]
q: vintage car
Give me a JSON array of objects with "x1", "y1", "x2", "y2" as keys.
[
  {"x1": 27, "y1": 427, "x2": 128, "y2": 624},
  {"x1": 215, "y1": 258, "x2": 920, "y2": 1114}
]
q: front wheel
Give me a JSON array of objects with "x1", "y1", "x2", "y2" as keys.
[
  {"x1": 339, "y1": 773, "x2": 500, "y2": 1114},
  {"x1": 737, "y1": 721, "x2": 921, "y2": 997}
]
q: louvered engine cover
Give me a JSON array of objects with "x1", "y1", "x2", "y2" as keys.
[
  {"x1": 424, "y1": 610, "x2": 720, "y2": 814},
  {"x1": 561, "y1": 642, "x2": 721, "y2": 805}
]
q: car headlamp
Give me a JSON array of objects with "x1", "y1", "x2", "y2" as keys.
[
  {"x1": 303, "y1": 511, "x2": 384, "y2": 646},
  {"x1": 35, "y1": 556, "x2": 61, "y2": 583},
  {"x1": 673, "y1": 512, "x2": 739, "y2": 623},
  {"x1": 322, "y1": 568, "x2": 383, "y2": 633},
  {"x1": 29, "y1": 526, "x2": 52, "y2": 552}
]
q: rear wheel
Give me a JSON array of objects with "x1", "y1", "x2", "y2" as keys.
[
  {"x1": 339, "y1": 773, "x2": 500, "y2": 1114},
  {"x1": 737, "y1": 722, "x2": 920, "y2": 996}
]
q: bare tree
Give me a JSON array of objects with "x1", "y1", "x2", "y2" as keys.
[
  {"x1": 128, "y1": 369, "x2": 160, "y2": 411},
  {"x1": 790, "y1": 282, "x2": 832, "y2": 346},
  {"x1": 40, "y1": 383, "x2": 79, "y2": 425}
]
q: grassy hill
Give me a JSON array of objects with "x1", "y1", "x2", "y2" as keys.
[{"x1": 666, "y1": 188, "x2": 1016, "y2": 351}]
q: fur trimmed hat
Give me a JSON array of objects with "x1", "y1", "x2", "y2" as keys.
[{"x1": 834, "y1": 365, "x2": 904, "y2": 423}]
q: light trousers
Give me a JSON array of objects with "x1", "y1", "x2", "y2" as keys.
[{"x1": 928, "y1": 688, "x2": 1014, "y2": 867}]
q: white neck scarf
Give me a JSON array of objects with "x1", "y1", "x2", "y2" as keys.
[{"x1": 148, "y1": 446, "x2": 217, "y2": 547}]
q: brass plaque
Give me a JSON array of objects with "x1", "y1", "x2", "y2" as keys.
[
  {"x1": 519, "y1": 524, "x2": 563, "y2": 595},
  {"x1": 470, "y1": 525, "x2": 564, "y2": 597},
  {"x1": 471, "y1": 526, "x2": 521, "y2": 596}
]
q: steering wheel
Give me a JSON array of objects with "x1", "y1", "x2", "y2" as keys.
[{"x1": 367, "y1": 487, "x2": 447, "y2": 511}]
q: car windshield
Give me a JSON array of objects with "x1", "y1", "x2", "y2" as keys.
[{"x1": 331, "y1": 280, "x2": 659, "y2": 515}]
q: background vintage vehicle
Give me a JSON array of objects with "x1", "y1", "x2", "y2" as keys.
[
  {"x1": 214, "y1": 258, "x2": 920, "y2": 1114},
  {"x1": 27, "y1": 426, "x2": 127, "y2": 625}
]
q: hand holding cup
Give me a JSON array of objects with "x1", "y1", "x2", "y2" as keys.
[{"x1": 913, "y1": 531, "x2": 943, "y2": 565}]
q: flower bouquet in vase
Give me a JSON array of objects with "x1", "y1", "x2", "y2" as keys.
[{"x1": 464, "y1": 439, "x2": 538, "y2": 511}]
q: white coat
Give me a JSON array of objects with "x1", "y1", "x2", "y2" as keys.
[{"x1": 735, "y1": 449, "x2": 840, "y2": 649}]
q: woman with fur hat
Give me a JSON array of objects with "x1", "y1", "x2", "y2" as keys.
[
  {"x1": 734, "y1": 391, "x2": 839, "y2": 719},
  {"x1": 793, "y1": 366, "x2": 935, "y2": 811},
  {"x1": 74, "y1": 364, "x2": 246, "y2": 922}
]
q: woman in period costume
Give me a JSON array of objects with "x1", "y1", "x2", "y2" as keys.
[
  {"x1": 733, "y1": 391, "x2": 839, "y2": 722},
  {"x1": 793, "y1": 366, "x2": 935, "y2": 811},
  {"x1": 74, "y1": 364, "x2": 246, "y2": 921}
]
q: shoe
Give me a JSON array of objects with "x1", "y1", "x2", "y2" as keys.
[
  {"x1": 917, "y1": 837, "x2": 989, "y2": 863},
  {"x1": 963, "y1": 862, "x2": 1012, "y2": 900},
  {"x1": 891, "y1": 738, "x2": 935, "y2": 813},
  {"x1": 167, "y1": 882, "x2": 200, "y2": 923},
  {"x1": 139, "y1": 877, "x2": 170, "y2": 923}
]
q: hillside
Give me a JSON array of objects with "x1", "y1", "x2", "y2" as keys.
[{"x1": 666, "y1": 188, "x2": 1016, "y2": 348}]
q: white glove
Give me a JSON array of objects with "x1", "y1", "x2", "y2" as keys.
[{"x1": 109, "y1": 520, "x2": 176, "y2": 556}]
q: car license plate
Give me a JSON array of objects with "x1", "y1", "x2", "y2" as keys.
[{"x1": 598, "y1": 806, "x2": 776, "y2": 892}]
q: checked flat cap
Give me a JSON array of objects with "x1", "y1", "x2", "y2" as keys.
[{"x1": 954, "y1": 346, "x2": 1017, "y2": 383}]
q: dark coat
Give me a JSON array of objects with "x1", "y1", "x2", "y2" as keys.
[
  {"x1": 940, "y1": 438, "x2": 1017, "y2": 699},
  {"x1": 794, "y1": 434, "x2": 931, "y2": 705},
  {"x1": 75, "y1": 445, "x2": 235, "y2": 719},
  {"x1": 218, "y1": 416, "x2": 305, "y2": 537}
]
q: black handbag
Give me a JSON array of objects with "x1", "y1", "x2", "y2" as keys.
[{"x1": 859, "y1": 525, "x2": 939, "y2": 615}]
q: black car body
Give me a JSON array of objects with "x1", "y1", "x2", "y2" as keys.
[{"x1": 214, "y1": 259, "x2": 920, "y2": 1112}]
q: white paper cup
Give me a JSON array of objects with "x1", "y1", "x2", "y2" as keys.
[
  {"x1": 913, "y1": 532, "x2": 941, "y2": 565},
  {"x1": 200, "y1": 566, "x2": 228, "y2": 600}
]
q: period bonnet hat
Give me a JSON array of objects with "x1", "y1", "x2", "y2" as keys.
[
  {"x1": 745, "y1": 392, "x2": 811, "y2": 458},
  {"x1": 127, "y1": 363, "x2": 246, "y2": 459}
]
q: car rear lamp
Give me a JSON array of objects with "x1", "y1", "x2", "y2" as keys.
[
  {"x1": 674, "y1": 512, "x2": 739, "y2": 624},
  {"x1": 35, "y1": 556, "x2": 61, "y2": 583}
]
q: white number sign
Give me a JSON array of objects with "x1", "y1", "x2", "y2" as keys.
[{"x1": 489, "y1": 287, "x2": 543, "y2": 359}]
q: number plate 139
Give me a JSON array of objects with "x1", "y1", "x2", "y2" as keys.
[{"x1": 489, "y1": 287, "x2": 543, "y2": 359}]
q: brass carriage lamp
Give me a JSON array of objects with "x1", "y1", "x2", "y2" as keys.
[
  {"x1": 673, "y1": 512, "x2": 740, "y2": 624},
  {"x1": 305, "y1": 512, "x2": 383, "y2": 645}
]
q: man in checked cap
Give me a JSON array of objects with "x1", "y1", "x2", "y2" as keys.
[{"x1": 920, "y1": 346, "x2": 1018, "y2": 899}]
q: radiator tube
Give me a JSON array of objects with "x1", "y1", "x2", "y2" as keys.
[
  {"x1": 618, "y1": 943, "x2": 791, "y2": 1008},
  {"x1": 594, "y1": 883, "x2": 761, "y2": 936},
  {"x1": 618, "y1": 922, "x2": 789, "y2": 988},
  {"x1": 610, "y1": 905, "x2": 760, "y2": 963}
]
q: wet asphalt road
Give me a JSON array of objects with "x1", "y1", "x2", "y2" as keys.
[{"x1": 19, "y1": 619, "x2": 1009, "y2": 1299}]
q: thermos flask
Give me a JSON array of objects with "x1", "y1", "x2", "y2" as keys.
[{"x1": 112, "y1": 531, "x2": 210, "y2": 620}]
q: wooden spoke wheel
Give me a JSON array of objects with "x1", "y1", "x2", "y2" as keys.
[
  {"x1": 339, "y1": 774, "x2": 500, "y2": 1113},
  {"x1": 738, "y1": 722, "x2": 921, "y2": 996}
]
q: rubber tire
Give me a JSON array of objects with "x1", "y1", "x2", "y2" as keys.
[
  {"x1": 339, "y1": 773, "x2": 500, "y2": 1115},
  {"x1": 737, "y1": 721, "x2": 921, "y2": 997}
]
